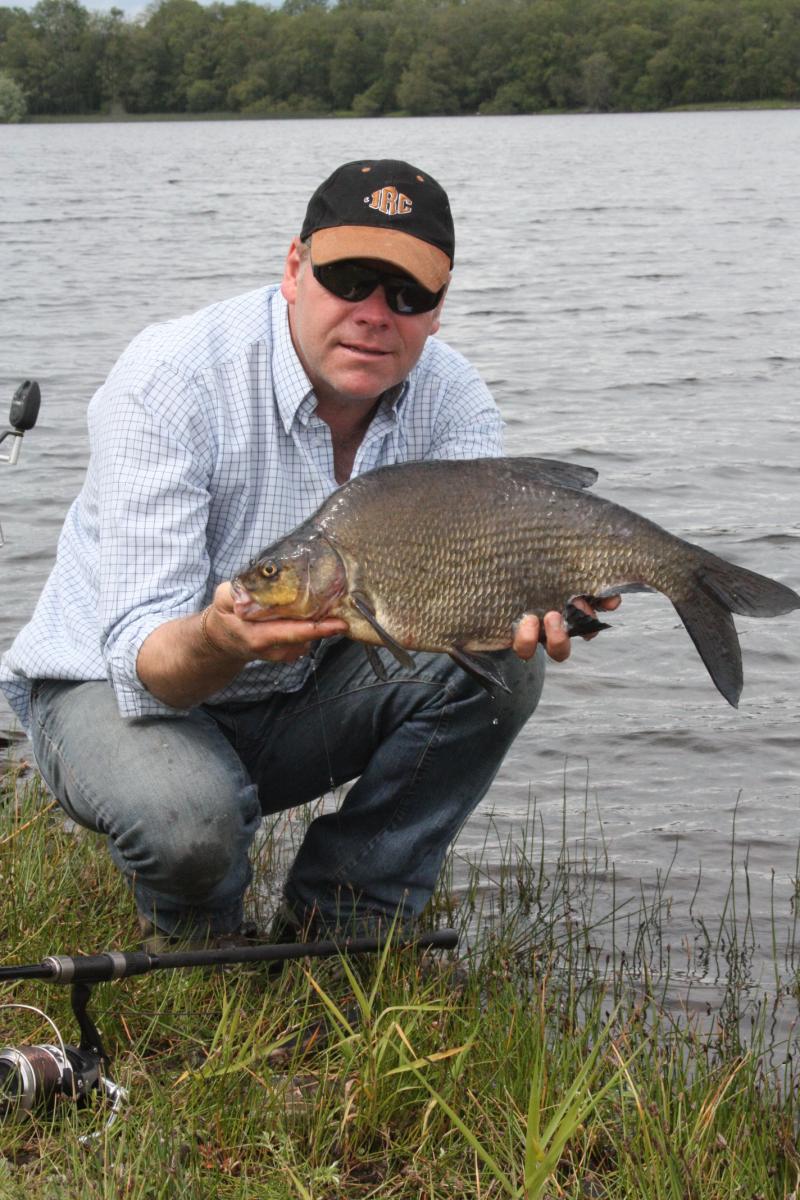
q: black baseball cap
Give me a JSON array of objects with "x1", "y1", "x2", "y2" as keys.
[{"x1": 300, "y1": 159, "x2": 454, "y2": 293}]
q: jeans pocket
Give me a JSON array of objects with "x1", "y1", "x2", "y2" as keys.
[
  {"x1": 29, "y1": 679, "x2": 62, "y2": 721},
  {"x1": 203, "y1": 704, "x2": 243, "y2": 754}
]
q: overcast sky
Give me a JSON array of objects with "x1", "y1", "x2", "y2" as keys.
[
  {"x1": 15, "y1": 0, "x2": 234, "y2": 14},
  {"x1": 12, "y1": 0, "x2": 145, "y2": 11}
]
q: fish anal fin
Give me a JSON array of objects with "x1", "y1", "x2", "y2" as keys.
[
  {"x1": 364, "y1": 644, "x2": 388, "y2": 681},
  {"x1": 563, "y1": 602, "x2": 611, "y2": 639},
  {"x1": 449, "y1": 647, "x2": 511, "y2": 696},
  {"x1": 351, "y1": 592, "x2": 415, "y2": 670},
  {"x1": 559, "y1": 584, "x2": 655, "y2": 639}
]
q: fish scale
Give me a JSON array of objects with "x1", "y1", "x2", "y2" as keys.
[
  {"x1": 332, "y1": 474, "x2": 664, "y2": 643},
  {"x1": 232, "y1": 456, "x2": 799, "y2": 706}
]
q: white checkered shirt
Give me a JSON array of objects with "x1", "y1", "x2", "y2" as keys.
[{"x1": 1, "y1": 285, "x2": 504, "y2": 729}]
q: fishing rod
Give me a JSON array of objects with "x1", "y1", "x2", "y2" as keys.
[{"x1": 0, "y1": 928, "x2": 459, "y2": 1128}]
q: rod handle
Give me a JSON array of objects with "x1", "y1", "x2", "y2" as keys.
[{"x1": 42, "y1": 952, "x2": 152, "y2": 983}]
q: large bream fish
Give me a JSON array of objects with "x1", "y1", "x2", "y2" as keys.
[{"x1": 231, "y1": 458, "x2": 799, "y2": 706}]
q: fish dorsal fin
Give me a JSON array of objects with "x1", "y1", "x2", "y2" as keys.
[{"x1": 509, "y1": 457, "x2": 597, "y2": 491}]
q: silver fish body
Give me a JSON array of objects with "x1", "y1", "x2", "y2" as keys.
[{"x1": 232, "y1": 457, "x2": 799, "y2": 706}]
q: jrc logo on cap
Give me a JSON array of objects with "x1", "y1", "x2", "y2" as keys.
[{"x1": 364, "y1": 187, "x2": 413, "y2": 217}]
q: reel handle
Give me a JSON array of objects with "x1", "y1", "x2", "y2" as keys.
[{"x1": 9, "y1": 380, "x2": 40, "y2": 432}]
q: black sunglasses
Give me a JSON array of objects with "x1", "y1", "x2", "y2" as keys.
[{"x1": 311, "y1": 261, "x2": 444, "y2": 315}]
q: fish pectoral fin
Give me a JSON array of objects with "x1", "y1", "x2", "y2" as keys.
[
  {"x1": 364, "y1": 644, "x2": 388, "y2": 681},
  {"x1": 563, "y1": 600, "x2": 612, "y2": 639},
  {"x1": 449, "y1": 647, "x2": 512, "y2": 696},
  {"x1": 351, "y1": 593, "x2": 415, "y2": 670}
]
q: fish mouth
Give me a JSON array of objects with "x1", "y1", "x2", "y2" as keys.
[
  {"x1": 230, "y1": 577, "x2": 291, "y2": 619},
  {"x1": 229, "y1": 576, "x2": 338, "y2": 622},
  {"x1": 230, "y1": 579, "x2": 263, "y2": 618}
]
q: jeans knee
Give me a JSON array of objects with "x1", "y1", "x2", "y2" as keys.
[
  {"x1": 159, "y1": 823, "x2": 238, "y2": 897},
  {"x1": 111, "y1": 781, "x2": 260, "y2": 901},
  {"x1": 489, "y1": 651, "x2": 545, "y2": 731},
  {"x1": 442, "y1": 648, "x2": 545, "y2": 738}
]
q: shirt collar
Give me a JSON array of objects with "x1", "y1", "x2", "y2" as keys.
[
  {"x1": 270, "y1": 290, "x2": 316, "y2": 434},
  {"x1": 381, "y1": 380, "x2": 407, "y2": 412}
]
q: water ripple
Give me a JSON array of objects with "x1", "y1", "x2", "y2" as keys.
[{"x1": 1, "y1": 111, "x2": 798, "y2": 1028}]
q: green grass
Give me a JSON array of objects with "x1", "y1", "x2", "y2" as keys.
[{"x1": 1, "y1": 766, "x2": 800, "y2": 1198}]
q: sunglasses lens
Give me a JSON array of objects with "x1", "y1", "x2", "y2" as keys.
[
  {"x1": 384, "y1": 278, "x2": 442, "y2": 314},
  {"x1": 312, "y1": 262, "x2": 442, "y2": 315},
  {"x1": 313, "y1": 262, "x2": 377, "y2": 302}
]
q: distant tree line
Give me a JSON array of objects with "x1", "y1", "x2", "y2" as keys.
[{"x1": 1, "y1": 0, "x2": 798, "y2": 120}]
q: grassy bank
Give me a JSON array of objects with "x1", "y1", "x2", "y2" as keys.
[{"x1": 1, "y1": 766, "x2": 799, "y2": 1198}]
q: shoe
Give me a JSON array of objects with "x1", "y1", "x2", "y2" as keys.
[
  {"x1": 267, "y1": 903, "x2": 468, "y2": 989},
  {"x1": 267, "y1": 901, "x2": 413, "y2": 946},
  {"x1": 137, "y1": 915, "x2": 262, "y2": 954},
  {"x1": 267, "y1": 902, "x2": 335, "y2": 945},
  {"x1": 267, "y1": 1000, "x2": 362, "y2": 1068},
  {"x1": 412, "y1": 946, "x2": 470, "y2": 992}
]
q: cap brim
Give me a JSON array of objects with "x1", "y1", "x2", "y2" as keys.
[{"x1": 310, "y1": 227, "x2": 450, "y2": 293}]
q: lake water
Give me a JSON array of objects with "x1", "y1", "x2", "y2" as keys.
[{"x1": 1, "y1": 112, "x2": 799, "y2": 1040}]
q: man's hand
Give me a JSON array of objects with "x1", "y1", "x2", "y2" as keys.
[
  {"x1": 205, "y1": 581, "x2": 348, "y2": 664},
  {"x1": 137, "y1": 583, "x2": 348, "y2": 710},
  {"x1": 512, "y1": 596, "x2": 621, "y2": 663}
]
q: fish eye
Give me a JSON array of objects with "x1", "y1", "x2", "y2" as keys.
[{"x1": 260, "y1": 562, "x2": 278, "y2": 579}]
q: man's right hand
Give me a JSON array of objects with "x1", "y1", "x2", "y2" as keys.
[
  {"x1": 136, "y1": 582, "x2": 348, "y2": 710},
  {"x1": 203, "y1": 581, "x2": 348, "y2": 664}
]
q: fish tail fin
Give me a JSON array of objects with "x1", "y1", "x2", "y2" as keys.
[
  {"x1": 696, "y1": 553, "x2": 800, "y2": 618},
  {"x1": 673, "y1": 591, "x2": 743, "y2": 708},
  {"x1": 674, "y1": 554, "x2": 798, "y2": 707}
]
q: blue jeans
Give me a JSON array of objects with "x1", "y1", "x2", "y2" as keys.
[{"x1": 29, "y1": 639, "x2": 544, "y2": 936}]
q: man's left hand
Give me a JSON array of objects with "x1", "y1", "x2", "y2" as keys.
[{"x1": 512, "y1": 596, "x2": 622, "y2": 663}]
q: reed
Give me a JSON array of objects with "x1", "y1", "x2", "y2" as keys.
[{"x1": 1, "y1": 765, "x2": 799, "y2": 1199}]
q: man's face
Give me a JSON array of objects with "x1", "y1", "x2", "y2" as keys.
[{"x1": 281, "y1": 238, "x2": 446, "y2": 409}]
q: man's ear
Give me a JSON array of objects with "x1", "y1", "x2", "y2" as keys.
[{"x1": 280, "y1": 237, "x2": 304, "y2": 303}]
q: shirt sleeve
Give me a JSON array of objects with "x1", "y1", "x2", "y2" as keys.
[
  {"x1": 424, "y1": 357, "x2": 505, "y2": 461},
  {"x1": 90, "y1": 366, "x2": 216, "y2": 718}
]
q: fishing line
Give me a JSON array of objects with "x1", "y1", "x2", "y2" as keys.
[{"x1": 309, "y1": 651, "x2": 336, "y2": 796}]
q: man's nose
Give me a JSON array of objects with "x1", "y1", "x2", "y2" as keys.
[{"x1": 353, "y1": 285, "x2": 393, "y2": 323}]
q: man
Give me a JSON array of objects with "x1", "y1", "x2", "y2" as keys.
[{"x1": 1, "y1": 159, "x2": 613, "y2": 945}]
